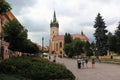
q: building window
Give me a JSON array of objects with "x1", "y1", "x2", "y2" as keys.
[
  {"x1": 60, "y1": 42, "x2": 62, "y2": 48},
  {"x1": 56, "y1": 43, "x2": 58, "y2": 51}
]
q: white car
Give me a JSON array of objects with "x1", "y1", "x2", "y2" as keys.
[{"x1": 43, "y1": 53, "x2": 49, "y2": 59}]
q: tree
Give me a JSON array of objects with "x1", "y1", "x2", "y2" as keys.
[
  {"x1": 64, "y1": 43, "x2": 74, "y2": 58},
  {"x1": 107, "y1": 32, "x2": 116, "y2": 52},
  {"x1": 114, "y1": 22, "x2": 120, "y2": 54},
  {"x1": 64, "y1": 33, "x2": 73, "y2": 44},
  {"x1": 64, "y1": 33, "x2": 73, "y2": 57},
  {"x1": 3, "y1": 19, "x2": 27, "y2": 51},
  {"x1": 84, "y1": 41, "x2": 93, "y2": 57},
  {"x1": 94, "y1": 13, "x2": 108, "y2": 56},
  {"x1": 72, "y1": 38, "x2": 84, "y2": 56},
  {"x1": 90, "y1": 41, "x2": 96, "y2": 56},
  {"x1": 0, "y1": 0, "x2": 11, "y2": 14},
  {"x1": 3, "y1": 20, "x2": 39, "y2": 54},
  {"x1": 21, "y1": 39, "x2": 39, "y2": 54}
]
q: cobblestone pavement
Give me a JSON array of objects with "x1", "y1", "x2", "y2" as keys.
[{"x1": 56, "y1": 57, "x2": 120, "y2": 80}]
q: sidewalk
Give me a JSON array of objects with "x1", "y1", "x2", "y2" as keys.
[{"x1": 57, "y1": 57, "x2": 120, "y2": 80}]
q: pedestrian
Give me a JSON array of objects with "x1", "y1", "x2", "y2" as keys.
[
  {"x1": 92, "y1": 58, "x2": 95, "y2": 68},
  {"x1": 77, "y1": 57, "x2": 81, "y2": 69},
  {"x1": 85, "y1": 57, "x2": 88, "y2": 68},
  {"x1": 81, "y1": 57, "x2": 85, "y2": 69},
  {"x1": 49, "y1": 55, "x2": 51, "y2": 61},
  {"x1": 53, "y1": 55, "x2": 56, "y2": 62},
  {"x1": 97, "y1": 56, "x2": 101, "y2": 63}
]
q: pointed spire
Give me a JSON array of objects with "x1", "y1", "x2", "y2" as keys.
[
  {"x1": 53, "y1": 10, "x2": 57, "y2": 22},
  {"x1": 50, "y1": 10, "x2": 59, "y2": 28},
  {"x1": 81, "y1": 31, "x2": 83, "y2": 35}
]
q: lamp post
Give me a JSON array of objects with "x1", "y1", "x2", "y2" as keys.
[{"x1": 42, "y1": 37, "x2": 44, "y2": 53}]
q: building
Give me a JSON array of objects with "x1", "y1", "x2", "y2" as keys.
[
  {"x1": 0, "y1": 11, "x2": 17, "y2": 59},
  {"x1": 49, "y1": 11, "x2": 89, "y2": 57}
]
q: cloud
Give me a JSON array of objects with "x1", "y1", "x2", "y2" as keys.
[{"x1": 6, "y1": 0, "x2": 120, "y2": 46}]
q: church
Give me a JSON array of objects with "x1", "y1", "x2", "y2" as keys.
[{"x1": 49, "y1": 11, "x2": 89, "y2": 57}]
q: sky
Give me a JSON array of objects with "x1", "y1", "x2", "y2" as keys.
[{"x1": 6, "y1": 0, "x2": 120, "y2": 46}]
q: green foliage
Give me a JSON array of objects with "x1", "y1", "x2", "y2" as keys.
[
  {"x1": 114, "y1": 22, "x2": 120, "y2": 54},
  {"x1": 0, "y1": 74, "x2": 30, "y2": 80},
  {"x1": 3, "y1": 20, "x2": 27, "y2": 50},
  {"x1": 84, "y1": 41, "x2": 93, "y2": 56},
  {"x1": 72, "y1": 38, "x2": 84, "y2": 55},
  {"x1": 64, "y1": 33, "x2": 73, "y2": 44},
  {"x1": 64, "y1": 43, "x2": 74, "y2": 58},
  {"x1": 94, "y1": 13, "x2": 108, "y2": 56},
  {"x1": 3, "y1": 20, "x2": 39, "y2": 54},
  {"x1": 0, "y1": 0, "x2": 11, "y2": 14},
  {"x1": 0, "y1": 57, "x2": 75, "y2": 80},
  {"x1": 90, "y1": 42, "x2": 96, "y2": 56},
  {"x1": 64, "y1": 33, "x2": 85, "y2": 58},
  {"x1": 107, "y1": 32, "x2": 117, "y2": 52},
  {"x1": 20, "y1": 39, "x2": 39, "y2": 53},
  {"x1": 64, "y1": 33, "x2": 74, "y2": 57}
]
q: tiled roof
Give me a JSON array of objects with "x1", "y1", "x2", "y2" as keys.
[
  {"x1": 52, "y1": 35, "x2": 64, "y2": 41},
  {"x1": 52, "y1": 34, "x2": 88, "y2": 41},
  {"x1": 72, "y1": 34, "x2": 89, "y2": 41},
  {"x1": 5, "y1": 11, "x2": 16, "y2": 20}
]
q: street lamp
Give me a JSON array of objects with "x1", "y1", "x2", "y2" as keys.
[{"x1": 42, "y1": 37, "x2": 44, "y2": 53}]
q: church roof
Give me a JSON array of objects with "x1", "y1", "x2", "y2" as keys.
[
  {"x1": 52, "y1": 34, "x2": 88, "y2": 41},
  {"x1": 72, "y1": 34, "x2": 88, "y2": 41},
  {"x1": 52, "y1": 35, "x2": 64, "y2": 41}
]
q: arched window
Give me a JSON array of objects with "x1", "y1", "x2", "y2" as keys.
[
  {"x1": 60, "y1": 42, "x2": 62, "y2": 48},
  {"x1": 56, "y1": 43, "x2": 58, "y2": 51}
]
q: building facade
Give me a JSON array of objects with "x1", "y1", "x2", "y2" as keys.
[
  {"x1": 0, "y1": 11, "x2": 16, "y2": 59},
  {"x1": 49, "y1": 11, "x2": 89, "y2": 57}
]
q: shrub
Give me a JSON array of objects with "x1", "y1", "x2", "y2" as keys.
[{"x1": 0, "y1": 56, "x2": 75, "y2": 80}]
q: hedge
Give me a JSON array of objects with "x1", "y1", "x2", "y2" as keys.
[{"x1": 0, "y1": 56, "x2": 75, "y2": 80}]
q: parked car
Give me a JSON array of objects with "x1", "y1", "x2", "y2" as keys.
[{"x1": 43, "y1": 53, "x2": 49, "y2": 59}]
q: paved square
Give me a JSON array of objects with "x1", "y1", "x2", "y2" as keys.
[{"x1": 57, "y1": 57, "x2": 120, "y2": 80}]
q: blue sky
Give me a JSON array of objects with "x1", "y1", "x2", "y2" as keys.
[{"x1": 6, "y1": 0, "x2": 120, "y2": 46}]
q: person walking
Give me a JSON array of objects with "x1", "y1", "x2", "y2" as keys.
[
  {"x1": 96, "y1": 56, "x2": 101, "y2": 63},
  {"x1": 92, "y1": 58, "x2": 95, "y2": 68},
  {"x1": 53, "y1": 55, "x2": 56, "y2": 62},
  {"x1": 85, "y1": 57, "x2": 88, "y2": 68},
  {"x1": 77, "y1": 58, "x2": 81, "y2": 69},
  {"x1": 81, "y1": 57, "x2": 85, "y2": 69}
]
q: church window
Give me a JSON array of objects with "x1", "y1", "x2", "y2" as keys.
[
  {"x1": 60, "y1": 42, "x2": 62, "y2": 48},
  {"x1": 56, "y1": 43, "x2": 58, "y2": 51}
]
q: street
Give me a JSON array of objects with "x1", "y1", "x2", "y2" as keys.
[{"x1": 57, "y1": 57, "x2": 120, "y2": 80}]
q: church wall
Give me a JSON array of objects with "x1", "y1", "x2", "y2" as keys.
[
  {"x1": 51, "y1": 40, "x2": 64, "y2": 57},
  {"x1": 50, "y1": 27, "x2": 59, "y2": 39}
]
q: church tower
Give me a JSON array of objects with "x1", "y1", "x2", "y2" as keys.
[
  {"x1": 50, "y1": 11, "x2": 59, "y2": 54},
  {"x1": 50, "y1": 11, "x2": 59, "y2": 40}
]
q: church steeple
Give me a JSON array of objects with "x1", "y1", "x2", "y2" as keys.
[
  {"x1": 50, "y1": 11, "x2": 59, "y2": 42},
  {"x1": 50, "y1": 11, "x2": 59, "y2": 27},
  {"x1": 53, "y1": 11, "x2": 57, "y2": 22},
  {"x1": 81, "y1": 31, "x2": 84, "y2": 35}
]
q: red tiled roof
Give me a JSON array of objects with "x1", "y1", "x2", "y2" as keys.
[
  {"x1": 52, "y1": 35, "x2": 64, "y2": 41},
  {"x1": 72, "y1": 34, "x2": 89, "y2": 41},
  {"x1": 5, "y1": 11, "x2": 16, "y2": 20},
  {"x1": 52, "y1": 34, "x2": 88, "y2": 41}
]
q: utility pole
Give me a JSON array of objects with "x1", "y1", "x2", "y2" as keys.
[{"x1": 42, "y1": 37, "x2": 44, "y2": 53}]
